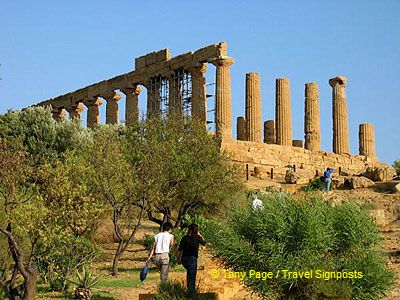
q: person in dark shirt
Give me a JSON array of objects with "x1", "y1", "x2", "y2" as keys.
[{"x1": 178, "y1": 223, "x2": 206, "y2": 293}]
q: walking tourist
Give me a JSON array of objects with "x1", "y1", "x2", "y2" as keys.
[
  {"x1": 178, "y1": 223, "x2": 206, "y2": 293},
  {"x1": 147, "y1": 221, "x2": 179, "y2": 282}
]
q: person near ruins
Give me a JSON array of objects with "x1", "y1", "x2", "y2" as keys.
[
  {"x1": 322, "y1": 167, "x2": 336, "y2": 193},
  {"x1": 177, "y1": 223, "x2": 206, "y2": 293},
  {"x1": 147, "y1": 221, "x2": 179, "y2": 282},
  {"x1": 252, "y1": 193, "x2": 264, "y2": 211}
]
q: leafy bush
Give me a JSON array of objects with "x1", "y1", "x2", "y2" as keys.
[
  {"x1": 301, "y1": 176, "x2": 326, "y2": 192},
  {"x1": 208, "y1": 192, "x2": 393, "y2": 299},
  {"x1": 36, "y1": 235, "x2": 101, "y2": 291}
]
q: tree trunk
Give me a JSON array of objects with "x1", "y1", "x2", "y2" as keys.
[
  {"x1": 22, "y1": 271, "x2": 37, "y2": 300},
  {"x1": 111, "y1": 204, "x2": 145, "y2": 276},
  {"x1": 112, "y1": 243, "x2": 123, "y2": 276},
  {"x1": 1, "y1": 224, "x2": 38, "y2": 300}
]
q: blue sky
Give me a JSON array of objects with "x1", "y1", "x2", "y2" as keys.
[{"x1": 0, "y1": 0, "x2": 399, "y2": 164}]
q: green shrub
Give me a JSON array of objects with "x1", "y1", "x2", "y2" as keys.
[
  {"x1": 35, "y1": 235, "x2": 101, "y2": 291},
  {"x1": 301, "y1": 176, "x2": 328, "y2": 192},
  {"x1": 208, "y1": 192, "x2": 393, "y2": 299}
]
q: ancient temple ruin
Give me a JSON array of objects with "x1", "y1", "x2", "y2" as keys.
[{"x1": 32, "y1": 42, "x2": 392, "y2": 182}]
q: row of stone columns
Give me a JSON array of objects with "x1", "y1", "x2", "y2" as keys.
[
  {"x1": 52, "y1": 87, "x2": 141, "y2": 129},
  {"x1": 235, "y1": 74, "x2": 376, "y2": 158}
]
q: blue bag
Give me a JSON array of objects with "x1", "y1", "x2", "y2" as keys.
[{"x1": 140, "y1": 263, "x2": 149, "y2": 281}]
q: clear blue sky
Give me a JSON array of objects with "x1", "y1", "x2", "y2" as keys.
[{"x1": 1, "y1": 0, "x2": 399, "y2": 164}]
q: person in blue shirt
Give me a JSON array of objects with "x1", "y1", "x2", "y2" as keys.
[{"x1": 322, "y1": 167, "x2": 336, "y2": 192}]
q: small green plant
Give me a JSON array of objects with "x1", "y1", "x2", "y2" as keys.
[
  {"x1": 301, "y1": 176, "x2": 328, "y2": 192},
  {"x1": 393, "y1": 159, "x2": 400, "y2": 176},
  {"x1": 69, "y1": 266, "x2": 103, "y2": 300},
  {"x1": 35, "y1": 235, "x2": 101, "y2": 291}
]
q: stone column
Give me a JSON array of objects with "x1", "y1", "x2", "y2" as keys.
[
  {"x1": 275, "y1": 78, "x2": 292, "y2": 145},
  {"x1": 190, "y1": 63, "x2": 207, "y2": 125},
  {"x1": 103, "y1": 91, "x2": 121, "y2": 125},
  {"x1": 121, "y1": 85, "x2": 141, "y2": 126},
  {"x1": 67, "y1": 102, "x2": 84, "y2": 120},
  {"x1": 245, "y1": 72, "x2": 262, "y2": 142},
  {"x1": 359, "y1": 123, "x2": 376, "y2": 157},
  {"x1": 52, "y1": 107, "x2": 66, "y2": 122},
  {"x1": 168, "y1": 72, "x2": 182, "y2": 118},
  {"x1": 304, "y1": 82, "x2": 321, "y2": 151},
  {"x1": 237, "y1": 116, "x2": 246, "y2": 141},
  {"x1": 329, "y1": 76, "x2": 349, "y2": 154},
  {"x1": 264, "y1": 120, "x2": 275, "y2": 144},
  {"x1": 212, "y1": 56, "x2": 234, "y2": 140},
  {"x1": 85, "y1": 98, "x2": 102, "y2": 128}
]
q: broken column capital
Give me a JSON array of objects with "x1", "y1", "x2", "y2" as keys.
[
  {"x1": 329, "y1": 76, "x2": 347, "y2": 87},
  {"x1": 101, "y1": 91, "x2": 121, "y2": 102},
  {"x1": 83, "y1": 97, "x2": 103, "y2": 107},
  {"x1": 210, "y1": 56, "x2": 234, "y2": 67},
  {"x1": 121, "y1": 85, "x2": 142, "y2": 96},
  {"x1": 189, "y1": 63, "x2": 207, "y2": 74}
]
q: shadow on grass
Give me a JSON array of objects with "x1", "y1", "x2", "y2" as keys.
[
  {"x1": 99, "y1": 266, "x2": 158, "y2": 273},
  {"x1": 97, "y1": 275, "x2": 158, "y2": 289}
]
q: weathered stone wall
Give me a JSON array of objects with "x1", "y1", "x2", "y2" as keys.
[{"x1": 221, "y1": 140, "x2": 389, "y2": 181}]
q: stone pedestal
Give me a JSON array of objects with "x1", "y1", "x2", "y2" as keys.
[
  {"x1": 237, "y1": 116, "x2": 246, "y2": 141},
  {"x1": 292, "y1": 140, "x2": 303, "y2": 148},
  {"x1": 103, "y1": 91, "x2": 121, "y2": 125},
  {"x1": 359, "y1": 123, "x2": 376, "y2": 157},
  {"x1": 264, "y1": 120, "x2": 275, "y2": 144},
  {"x1": 304, "y1": 83, "x2": 320, "y2": 151},
  {"x1": 212, "y1": 56, "x2": 234, "y2": 140},
  {"x1": 245, "y1": 72, "x2": 262, "y2": 142},
  {"x1": 52, "y1": 107, "x2": 66, "y2": 122},
  {"x1": 190, "y1": 63, "x2": 207, "y2": 125},
  {"x1": 85, "y1": 98, "x2": 103, "y2": 128},
  {"x1": 275, "y1": 78, "x2": 292, "y2": 145},
  {"x1": 329, "y1": 76, "x2": 349, "y2": 154},
  {"x1": 121, "y1": 85, "x2": 141, "y2": 126}
]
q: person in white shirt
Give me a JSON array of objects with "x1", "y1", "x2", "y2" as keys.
[
  {"x1": 252, "y1": 193, "x2": 263, "y2": 211},
  {"x1": 147, "y1": 222, "x2": 179, "y2": 282}
]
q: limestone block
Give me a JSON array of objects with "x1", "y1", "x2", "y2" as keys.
[
  {"x1": 392, "y1": 183, "x2": 400, "y2": 194},
  {"x1": 285, "y1": 169, "x2": 299, "y2": 184},
  {"x1": 363, "y1": 166, "x2": 396, "y2": 182},
  {"x1": 332, "y1": 176, "x2": 345, "y2": 188},
  {"x1": 135, "y1": 48, "x2": 170, "y2": 70},
  {"x1": 369, "y1": 209, "x2": 388, "y2": 227},
  {"x1": 346, "y1": 176, "x2": 375, "y2": 189},
  {"x1": 292, "y1": 140, "x2": 303, "y2": 148}
]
